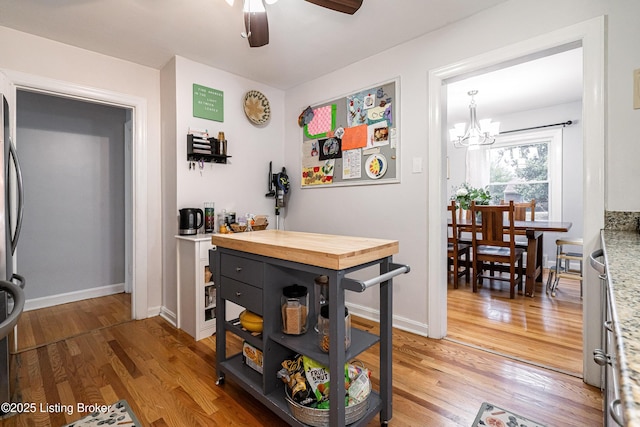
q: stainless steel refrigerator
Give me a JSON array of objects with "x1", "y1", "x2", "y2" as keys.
[{"x1": 0, "y1": 92, "x2": 26, "y2": 417}]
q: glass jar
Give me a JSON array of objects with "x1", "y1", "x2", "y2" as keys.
[
  {"x1": 318, "y1": 305, "x2": 351, "y2": 353},
  {"x1": 281, "y1": 284, "x2": 308, "y2": 335},
  {"x1": 204, "y1": 202, "x2": 215, "y2": 233},
  {"x1": 314, "y1": 275, "x2": 329, "y2": 332}
]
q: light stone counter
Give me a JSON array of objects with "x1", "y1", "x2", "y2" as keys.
[{"x1": 601, "y1": 229, "x2": 640, "y2": 426}]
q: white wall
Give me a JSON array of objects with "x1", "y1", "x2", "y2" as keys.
[
  {"x1": 284, "y1": 0, "x2": 640, "y2": 335},
  {"x1": 160, "y1": 56, "x2": 285, "y2": 317},
  {"x1": 0, "y1": 26, "x2": 163, "y2": 313}
]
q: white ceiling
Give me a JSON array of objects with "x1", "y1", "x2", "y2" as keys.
[
  {"x1": 447, "y1": 47, "x2": 583, "y2": 124},
  {"x1": 0, "y1": 0, "x2": 509, "y2": 90},
  {"x1": 0, "y1": 0, "x2": 582, "y2": 117}
]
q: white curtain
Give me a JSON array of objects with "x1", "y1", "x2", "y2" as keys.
[{"x1": 465, "y1": 147, "x2": 490, "y2": 188}]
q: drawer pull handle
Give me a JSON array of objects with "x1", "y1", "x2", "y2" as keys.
[
  {"x1": 236, "y1": 267, "x2": 243, "y2": 272},
  {"x1": 593, "y1": 349, "x2": 610, "y2": 366},
  {"x1": 235, "y1": 292, "x2": 242, "y2": 297},
  {"x1": 610, "y1": 399, "x2": 624, "y2": 426},
  {"x1": 604, "y1": 320, "x2": 613, "y2": 332}
]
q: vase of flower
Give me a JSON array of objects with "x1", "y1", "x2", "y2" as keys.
[{"x1": 451, "y1": 183, "x2": 491, "y2": 219}]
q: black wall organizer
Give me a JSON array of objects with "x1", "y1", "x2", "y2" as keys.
[{"x1": 187, "y1": 134, "x2": 231, "y2": 164}]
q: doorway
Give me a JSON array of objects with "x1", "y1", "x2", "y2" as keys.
[
  {"x1": 11, "y1": 90, "x2": 134, "y2": 351},
  {"x1": 16, "y1": 90, "x2": 132, "y2": 307},
  {"x1": 427, "y1": 17, "x2": 605, "y2": 387},
  {"x1": 444, "y1": 47, "x2": 584, "y2": 375}
]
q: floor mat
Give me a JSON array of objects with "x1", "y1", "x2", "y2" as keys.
[
  {"x1": 472, "y1": 402, "x2": 546, "y2": 427},
  {"x1": 63, "y1": 400, "x2": 141, "y2": 426}
]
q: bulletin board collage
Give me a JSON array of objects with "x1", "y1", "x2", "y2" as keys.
[{"x1": 300, "y1": 79, "x2": 398, "y2": 187}]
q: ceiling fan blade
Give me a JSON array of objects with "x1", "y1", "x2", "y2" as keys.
[
  {"x1": 244, "y1": 10, "x2": 269, "y2": 47},
  {"x1": 304, "y1": 0, "x2": 363, "y2": 14}
]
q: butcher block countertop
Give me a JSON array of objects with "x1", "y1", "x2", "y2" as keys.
[{"x1": 210, "y1": 229, "x2": 399, "y2": 270}]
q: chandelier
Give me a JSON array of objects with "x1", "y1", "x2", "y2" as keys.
[{"x1": 449, "y1": 90, "x2": 500, "y2": 149}]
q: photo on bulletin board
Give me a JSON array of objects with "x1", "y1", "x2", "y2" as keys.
[{"x1": 300, "y1": 78, "x2": 399, "y2": 188}]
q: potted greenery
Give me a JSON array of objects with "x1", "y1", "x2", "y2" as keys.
[{"x1": 451, "y1": 182, "x2": 491, "y2": 211}]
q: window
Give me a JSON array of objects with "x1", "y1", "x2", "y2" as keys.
[{"x1": 484, "y1": 129, "x2": 562, "y2": 221}]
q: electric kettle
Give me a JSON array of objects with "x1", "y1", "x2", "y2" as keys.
[{"x1": 179, "y1": 208, "x2": 204, "y2": 235}]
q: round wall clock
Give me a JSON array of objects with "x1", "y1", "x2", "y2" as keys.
[{"x1": 243, "y1": 90, "x2": 271, "y2": 125}]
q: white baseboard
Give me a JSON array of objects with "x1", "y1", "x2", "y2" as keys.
[
  {"x1": 24, "y1": 283, "x2": 125, "y2": 311},
  {"x1": 158, "y1": 306, "x2": 176, "y2": 326},
  {"x1": 346, "y1": 302, "x2": 429, "y2": 338}
]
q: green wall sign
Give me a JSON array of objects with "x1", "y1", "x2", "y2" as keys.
[{"x1": 193, "y1": 84, "x2": 224, "y2": 122}]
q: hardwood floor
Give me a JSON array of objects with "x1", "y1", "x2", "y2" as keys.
[
  {"x1": 447, "y1": 270, "x2": 583, "y2": 377},
  {"x1": 12, "y1": 293, "x2": 132, "y2": 353},
  {"x1": 2, "y1": 293, "x2": 601, "y2": 426}
]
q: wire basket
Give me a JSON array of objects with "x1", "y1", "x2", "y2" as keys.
[
  {"x1": 230, "y1": 223, "x2": 247, "y2": 232},
  {"x1": 284, "y1": 383, "x2": 370, "y2": 427},
  {"x1": 229, "y1": 222, "x2": 268, "y2": 232}
]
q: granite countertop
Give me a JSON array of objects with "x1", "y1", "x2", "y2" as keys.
[{"x1": 601, "y1": 229, "x2": 640, "y2": 426}]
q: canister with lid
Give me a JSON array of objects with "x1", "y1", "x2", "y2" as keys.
[{"x1": 281, "y1": 284, "x2": 309, "y2": 335}]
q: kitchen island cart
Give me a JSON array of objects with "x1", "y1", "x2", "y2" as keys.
[{"x1": 210, "y1": 230, "x2": 409, "y2": 426}]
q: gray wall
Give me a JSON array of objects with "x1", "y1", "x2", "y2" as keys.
[{"x1": 16, "y1": 91, "x2": 126, "y2": 300}]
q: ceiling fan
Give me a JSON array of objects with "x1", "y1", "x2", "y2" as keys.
[{"x1": 226, "y1": 0, "x2": 364, "y2": 48}]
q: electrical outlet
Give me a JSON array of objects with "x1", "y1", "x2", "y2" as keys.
[{"x1": 634, "y1": 69, "x2": 640, "y2": 109}]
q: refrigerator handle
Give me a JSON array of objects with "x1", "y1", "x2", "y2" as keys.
[
  {"x1": 11, "y1": 273, "x2": 25, "y2": 289},
  {"x1": 0, "y1": 280, "x2": 25, "y2": 339},
  {"x1": 9, "y1": 137, "x2": 24, "y2": 255}
]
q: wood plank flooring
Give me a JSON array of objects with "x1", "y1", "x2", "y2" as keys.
[
  {"x1": 2, "y1": 293, "x2": 601, "y2": 426},
  {"x1": 447, "y1": 270, "x2": 583, "y2": 377},
  {"x1": 12, "y1": 293, "x2": 132, "y2": 353}
]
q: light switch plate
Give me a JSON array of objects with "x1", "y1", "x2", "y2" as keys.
[
  {"x1": 412, "y1": 157, "x2": 423, "y2": 173},
  {"x1": 634, "y1": 69, "x2": 640, "y2": 109}
]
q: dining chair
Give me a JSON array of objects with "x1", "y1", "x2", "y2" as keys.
[
  {"x1": 500, "y1": 199, "x2": 536, "y2": 221},
  {"x1": 501, "y1": 199, "x2": 536, "y2": 250},
  {"x1": 470, "y1": 201, "x2": 525, "y2": 299},
  {"x1": 447, "y1": 201, "x2": 471, "y2": 288}
]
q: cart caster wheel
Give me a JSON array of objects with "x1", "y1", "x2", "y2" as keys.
[
  {"x1": 216, "y1": 376, "x2": 225, "y2": 385},
  {"x1": 381, "y1": 422, "x2": 389, "y2": 426},
  {"x1": 551, "y1": 291, "x2": 556, "y2": 297}
]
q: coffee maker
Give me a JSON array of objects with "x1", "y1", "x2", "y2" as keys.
[{"x1": 179, "y1": 208, "x2": 204, "y2": 235}]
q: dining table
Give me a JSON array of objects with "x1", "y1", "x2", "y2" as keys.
[{"x1": 451, "y1": 218, "x2": 572, "y2": 297}]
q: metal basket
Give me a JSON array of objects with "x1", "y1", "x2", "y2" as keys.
[{"x1": 284, "y1": 383, "x2": 370, "y2": 427}]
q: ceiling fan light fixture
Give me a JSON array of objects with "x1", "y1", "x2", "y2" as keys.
[
  {"x1": 244, "y1": 0, "x2": 266, "y2": 13},
  {"x1": 242, "y1": 0, "x2": 269, "y2": 47}
]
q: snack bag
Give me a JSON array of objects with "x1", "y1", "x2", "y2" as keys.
[
  {"x1": 303, "y1": 356, "x2": 331, "y2": 406},
  {"x1": 277, "y1": 354, "x2": 312, "y2": 404},
  {"x1": 302, "y1": 356, "x2": 372, "y2": 408}
]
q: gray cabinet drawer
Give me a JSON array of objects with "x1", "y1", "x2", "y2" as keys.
[
  {"x1": 221, "y1": 253, "x2": 264, "y2": 288},
  {"x1": 220, "y1": 277, "x2": 263, "y2": 315}
]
